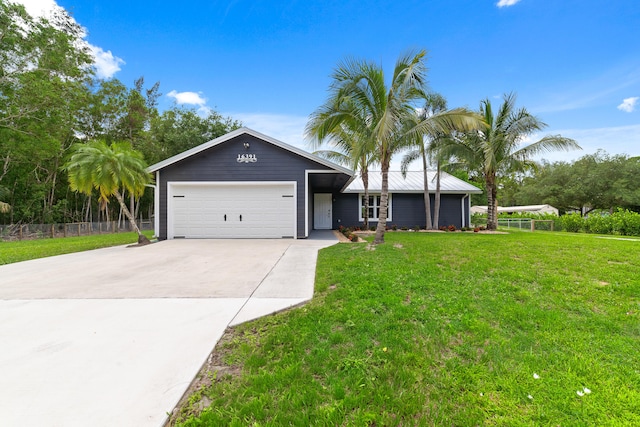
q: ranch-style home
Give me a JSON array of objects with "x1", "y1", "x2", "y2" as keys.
[{"x1": 147, "y1": 128, "x2": 482, "y2": 239}]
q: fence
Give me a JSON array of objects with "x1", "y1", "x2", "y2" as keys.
[
  {"x1": 496, "y1": 218, "x2": 555, "y2": 232},
  {"x1": 497, "y1": 218, "x2": 532, "y2": 231},
  {"x1": 0, "y1": 220, "x2": 153, "y2": 241}
]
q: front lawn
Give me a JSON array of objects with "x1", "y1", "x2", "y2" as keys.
[
  {"x1": 176, "y1": 232, "x2": 639, "y2": 425},
  {"x1": 0, "y1": 231, "x2": 154, "y2": 265}
]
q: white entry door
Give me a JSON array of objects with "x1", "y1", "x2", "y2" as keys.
[{"x1": 314, "y1": 193, "x2": 332, "y2": 229}]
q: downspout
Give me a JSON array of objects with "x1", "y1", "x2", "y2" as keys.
[
  {"x1": 154, "y1": 171, "x2": 160, "y2": 238},
  {"x1": 461, "y1": 194, "x2": 469, "y2": 228}
]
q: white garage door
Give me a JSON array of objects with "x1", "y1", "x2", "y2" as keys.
[{"x1": 168, "y1": 182, "x2": 296, "y2": 239}]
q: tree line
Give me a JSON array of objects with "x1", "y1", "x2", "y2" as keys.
[
  {"x1": 497, "y1": 151, "x2": 640, "y2": 214},
  {"x1": 0, "y1": 2, "x2": 241, "y2": 226}
]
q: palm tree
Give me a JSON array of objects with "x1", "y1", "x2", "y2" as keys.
[
  {"x1": 400, "y1": 93, "x2": 451, "y2": 230},
  {"x1": 309, "y1": 50, "x2": 481, "y2": 244},
  {"x1": 442, "y1": 93, "x2": 581, "y2": 230},
  {"x1": 63, "y1": 139, "x2": 153, "y2": 244},
  {"x1": 306, "y1": 97, "x2": 377, "y2": 229}
]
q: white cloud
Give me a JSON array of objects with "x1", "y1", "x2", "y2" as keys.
[
  {"x1": 89, "y1": 45, "x2": 125, "y2": 79},
  {"x1": 167, "y1": 90, "x2": 207, "y2": 106},
  {"x1": 14, "y1": 0, "x2": 125, "y2": 79},
  {"x1": 617, "y1": 97, "x2": 639, "y2": 113},
  {"x1": 496, "y1": 0, "x2": 521, "y2": 7},
  {"x1": 17, "y1": 0, "x2": 58, "y2": 18}
]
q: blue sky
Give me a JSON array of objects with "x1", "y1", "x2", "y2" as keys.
[{"x1": 21, "y1": 0, "x2": 640, "y2": 165}]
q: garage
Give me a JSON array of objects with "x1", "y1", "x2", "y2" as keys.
[
  {"x1": 168, "y1": 182, "x2": 296, "y2": 239},
  {"x1": 148, "y1": 128, "x2": 353, "y2": 240}
]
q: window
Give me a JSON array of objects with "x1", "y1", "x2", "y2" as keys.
[{"x1": 359, "y1": 194, "x2": 392, "y2": 221}]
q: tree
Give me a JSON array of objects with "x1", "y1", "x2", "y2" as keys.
[
  {"x1": 306, "y1": 96, "x2": 377, "y2": 229},
  {"x1": 146, "y1": 106, "x2": 242, "y2": 164},
  {"x1": 1, "y1": 1, "x2": 93, "y2": 223},
  {"x1": 442, "y1": 93, "x2": 581, "y2": 230},
  {"x1": 309, "y1": 50, "x2": 480, "y2": 244},
  {"x1": 401, "y1": 93, "x2": 453, "y2": 229},
  {"x1": 0, "y1": 185, "x2": 9, "y2": 213},
  {"x1": 63, "y1": 140, "x2": 153, "y2": 244},
  {"x1": 516, "y1": 152, "x2": 640, "y2": 214}
]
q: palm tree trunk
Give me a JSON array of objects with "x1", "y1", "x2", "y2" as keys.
[
  {"x1": 374, "y1": 158, "x2": 390, "y2": 244},
  {"x1": 422, "y1": 147, "x2": 432, "y2": 230},
  {"x1": 362, "y1": 168, "x2": 369, "y2": 230},
  {"x1": 113, "y1": 189, "x2": 150, "y2": 244},
  {"x1": 486, "y1": 174, "x2": 498, "y2": 230},
  {"x1": 433, "y1": 160, "x2": 442, "y2": 229},
  {"x1": 130, "y1": 193, "x2": 135, "y2": 230}
]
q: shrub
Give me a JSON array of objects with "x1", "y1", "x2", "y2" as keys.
[
  {"x1": 339, "y1": 226, "x2": 358, "y2": 241},
  {"x1": 610, "y1": 209, "x2": 640, "y2": 236},
  {"x1": 583, "y1": 213, "x2": 613, "y2": 235},
  {"x1": 558, "y1": 213, "x2": 584, "y2": 233},
  {"x1": 447, "y1": 225, "x2": 456, "y2": 232}
]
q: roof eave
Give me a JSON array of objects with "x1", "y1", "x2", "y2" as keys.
[
  {"x1": 147, "y1": 127, "x2": 354, "y2": 176},
  {"x1": 342, "y1": 189, "x2": 483, "y2": 194}
]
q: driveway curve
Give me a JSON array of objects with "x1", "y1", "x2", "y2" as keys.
[{"x1": 0, "y1": 232, "x2": 337, "y2": 427}]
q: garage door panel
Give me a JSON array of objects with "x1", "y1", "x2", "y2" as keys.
[{"x1": 170, "y1": 183, "x2": 295, "y2": 239}]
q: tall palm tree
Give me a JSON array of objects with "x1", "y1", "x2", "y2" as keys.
[
  {"x1": 442, "y1": 93, "x2": 581, "y2": 230},
  {"x1": 400, "y1": 93, "x2": 451, "y2": 230},
  {"x1": 63, "y1": 139, "x2": 153, "y2": 244},
  {"x1": 306, "y1": 97, "x2": 377, "y2": 229},
  {"x1": 309, "y1": 50, "x2": 481, "y2": 244}
]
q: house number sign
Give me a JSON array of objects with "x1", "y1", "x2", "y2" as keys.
[{"x1": 237, "y1": 153, "x2": 257, "y2": 163}]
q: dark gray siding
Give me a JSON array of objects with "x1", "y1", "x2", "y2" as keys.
[
  {"x1": 158, "y1": 134, "x2": 332, "y2": 239},
  {"x1": 333, "y1": 193, "x2": 467, "y2": 229},
  {"x1": 332, "y1": 193, "x2": 359, "y2": 229}
]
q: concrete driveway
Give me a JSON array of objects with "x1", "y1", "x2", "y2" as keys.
[{"x1": 0, "y1": 232, "x2": 337, "y2": 427}]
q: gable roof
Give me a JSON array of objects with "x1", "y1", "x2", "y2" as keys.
[
  {"x1": 147, "y1": 127, "x2": 354, "y2": 176},
  {"x1": 344, "y1": 171, "x2": 482, "y2": 194}
]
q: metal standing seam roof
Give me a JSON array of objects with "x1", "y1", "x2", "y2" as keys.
[{"x1": 344, "y1": 171, "x2": 483, "y2": 194}]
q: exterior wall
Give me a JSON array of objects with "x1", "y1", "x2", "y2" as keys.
[
  {"x1": 333, "y1": 193, "x2": 467, "y2": 229},
  {"x1": 332, "y1": 192, "x2": 359, "y2": 229},
  {"x1": 157, "y1": 134, "x2": 332, "y2": 239}
]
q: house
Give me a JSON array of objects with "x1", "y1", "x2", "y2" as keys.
[
  {"x1": 339, "y1": 171, "x2": 482, "y2": 230},
  {"x1": 470, "y1": 204, "x2": 559, "y2": 215},
  {"x1": 148, "y1": 128, "x2": 482, "y2": 239}
]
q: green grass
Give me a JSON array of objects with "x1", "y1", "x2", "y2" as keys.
[
  {"x1": 173, "y1": 231, "x2": 640, "y2": 426},
  {"x1": 0, "y1": 231, "x2": 153, "y2": 265}
]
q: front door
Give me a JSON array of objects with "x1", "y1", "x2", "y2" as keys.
[{"x1": 313, "y1": 193, "x2": 332, "y2": 229}]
